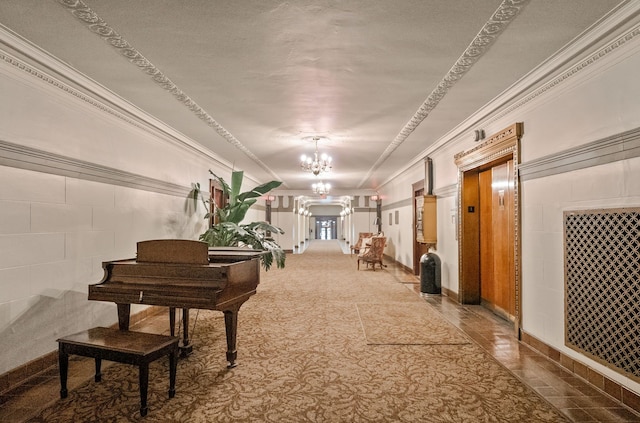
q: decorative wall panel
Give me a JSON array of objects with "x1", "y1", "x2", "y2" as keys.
[{"x1": 564, "y1": 208, "x2": 640, "y2": 381}]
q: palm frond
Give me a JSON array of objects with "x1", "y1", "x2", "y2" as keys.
[{"x1": 192, "y1": 170, "x2": 286, "y2": 271}]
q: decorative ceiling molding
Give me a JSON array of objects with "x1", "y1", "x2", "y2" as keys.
[
  {"x1": 0, "y1": 46, "x2": 231, "y2": 171},
  {"x1": 377, "y1": 3, "x2": 640, "y2": 192},
  {"x1": 490, "y1": 24, "x2": 640, "y2": 124},
  {"x1": 56, "y1": 0, "x2": 283, "y2": 184},
  {"x1": 359, "y1": 0, "x2": 530, "y2": 187},
  {"x1": 0, "y1": 26, "x2": 236, "y2": 174}
]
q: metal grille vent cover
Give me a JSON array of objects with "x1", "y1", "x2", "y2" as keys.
[{"x1": 564, "y1": 208, "x2": 640, "y2": 381}]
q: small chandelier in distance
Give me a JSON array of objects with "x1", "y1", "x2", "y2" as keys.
[
  {"x1": 300, "y1": 137, "x2": 332, "y2": 176},
  {"x1": 312, "y1": 181, "x2": 331, "y2": 195}
]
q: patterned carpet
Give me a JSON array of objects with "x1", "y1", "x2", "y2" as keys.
[
  {"x1": 356, "y1": 303, "x2": 470, "y2": 345},
  {"x1": 30, "y1": 240, "x2": 568, "y2": 422}
]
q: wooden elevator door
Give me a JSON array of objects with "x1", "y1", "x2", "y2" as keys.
[{"x1": 479, "y1": 160, "x2": 515, "y2": 318}]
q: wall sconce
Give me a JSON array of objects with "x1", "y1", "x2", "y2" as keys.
[
  {"x1": 370, "y1": 194, "x2": 379, "y2": 202},
  {"x1": 473, "y1": 129, "x2": 485, "y2": 142}
]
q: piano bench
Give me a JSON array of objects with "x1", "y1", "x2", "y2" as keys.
[{"x1": 57, "y1": 327, "x2": 179, "y2": 417}]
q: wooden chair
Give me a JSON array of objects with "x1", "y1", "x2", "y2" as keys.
[
  {"x1": 350, "y1": 232, "x2": 373, "y2": 256},
  {"x1": 357, "y1": 236, "x2": 387, "y2": 271}
]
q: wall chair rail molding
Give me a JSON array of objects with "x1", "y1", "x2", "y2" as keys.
[
  {"x1": 433, "y1": 183, "x2": 458, "y2": 198},
  {"x1": 0, "y1": 139, "x2": 190, "y2": 197},
  {"x1": 519, "y1": 126, "x2": 640, "y2": 181},
  {"x1": 0, "y1": 35, "x2": 231, "y2": 172}
]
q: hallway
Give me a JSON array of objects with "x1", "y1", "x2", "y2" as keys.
[{"x1": 1, "y1": 250, "x2": 639, "y2": 422}]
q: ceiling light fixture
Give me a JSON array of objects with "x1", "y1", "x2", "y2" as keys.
[
  {"x1": 312, "y1": 181, "x2": 331, "y2": 195},
  {"x1": 300, "y1": 137, "x2": 332, "y2": 176}
]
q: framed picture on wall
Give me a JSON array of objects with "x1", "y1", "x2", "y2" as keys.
[{"x1": 389, "y1": 212, "x2": 393, "y2": 226}]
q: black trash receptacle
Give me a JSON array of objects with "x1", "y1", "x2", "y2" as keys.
[{"x1": 420, "y1": 252, "x2": 441, "y2": 295}]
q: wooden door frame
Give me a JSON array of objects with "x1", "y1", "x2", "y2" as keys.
[
  {"x1": 412, "y1": 180, "x2": 425, "y2": 275},
  {"x1": 454, "y1": 123, "x2": 523, "y2": 334}
]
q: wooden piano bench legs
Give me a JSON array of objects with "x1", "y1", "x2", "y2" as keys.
[{"x1": 57, "y1": 327, "x2": 179, "y2": 417}]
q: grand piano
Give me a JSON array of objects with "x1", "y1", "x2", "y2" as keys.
[{"x1": 88, "y1": 239, "x2": 262, "y2": 368}]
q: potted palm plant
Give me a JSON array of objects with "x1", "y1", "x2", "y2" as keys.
[{"x1": 188, "y1": 170, "x2": 285, "y2": 270}]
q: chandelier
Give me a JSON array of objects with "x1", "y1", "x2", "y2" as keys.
[
  {"x1": 300, "y1": 137, "x2": 332, "y2": 175},
  {"x1": 312, "y1": 181, "x2": 331, "y2": 195}
]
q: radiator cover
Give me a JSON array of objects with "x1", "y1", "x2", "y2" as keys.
[{"x1": 564, "y1": 208, "x2": 640, "y2": 381}]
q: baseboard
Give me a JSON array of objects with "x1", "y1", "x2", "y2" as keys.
[
  {"x1": 441, "y1": 286, "x2": 457, "y2": 300},
  {"x1": 520, "y1": 330, "x2": 640, "y2": 414},
  {"x1": 383, "y1": 254, "x2": 459, "y2": 301},
  {"x1": 384, "y1": 254, "x2": 413, "y2": 274},
  {"x1": 0, "y1": 305, "x2": 166, "y2": 396}
]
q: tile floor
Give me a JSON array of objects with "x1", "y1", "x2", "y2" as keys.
[
  {"x1": 1, "y1": 261, "x2": 639, "y2": 422},
  {"x1": 390, "y1": 264, "x2": 640, "y2": 423}
]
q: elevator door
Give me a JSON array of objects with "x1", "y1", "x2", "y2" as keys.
[{"x1": 479, "y1": 160, "x2": 515, "y2": 318}]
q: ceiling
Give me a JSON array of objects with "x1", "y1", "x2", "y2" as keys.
[{"x1": 0, "y1": 0, "x2": 624, "y2": 200}]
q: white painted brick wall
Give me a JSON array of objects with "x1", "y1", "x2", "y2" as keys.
[{"x1": 0, "y1": 166, "x2": 197, "y2": 374}]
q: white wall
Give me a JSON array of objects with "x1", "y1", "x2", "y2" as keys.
[
  {"x1": 351, "y1": 209, "x2": 376, "y2": 238},
  {"x1": 0, "y1": 166, "x2": 208, "y2": 373},
  {"x1": 0, "y1": 46, "x2": 250, "y2": 373},
  {"x1": 269, "y1": 196, "x2": 295, "y2": 251},
  {"x1": 515, "y1": 41, "x2": 640, "y2": 393},
  {"x1": 378, "y1": 164, "x2": 424, "y2": 268}
]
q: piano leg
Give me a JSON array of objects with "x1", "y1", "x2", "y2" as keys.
[
  {"x1": 117, "y1": 303, "x2": 131, "y2": 330},
  {"x1": 169, "y1": 307, "x2": 193, "y2": 357},
  {"x1": 180, "y1": 308, "x2": 193, "y2": 357},
  {"x1": 169, "y1": 307, "x2": 176, "y2": 336},
  {"x1": 224, "y1": 306, "x2": 239, "y2": 368}
]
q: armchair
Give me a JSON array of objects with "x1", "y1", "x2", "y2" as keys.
[
  {"x1": 357, "y1": 236, "x2": 387, "y2": 271},
  {"x1": 350, "y1": 232, "x2": 374, "y2": 256}
]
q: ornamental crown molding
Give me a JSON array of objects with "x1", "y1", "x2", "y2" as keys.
[
  {"x1": 381, "y1": 2, "x2": 640, "y2": 188},
  {"x1": 56, "y1": 0, "x2": 282, "y2": 185},
  {"x1": 360, "y1": 0, "x2": 531, "y2": 187},
  {"x1": 0, "y1": 26, "x2": 232, "y2": 173}
]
